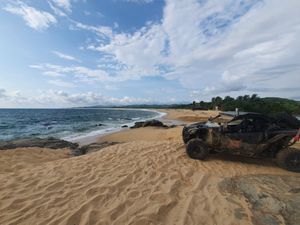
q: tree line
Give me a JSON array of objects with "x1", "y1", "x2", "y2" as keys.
[{"x1": 191, "y1": 94, "x2": 300, "y2": 115}]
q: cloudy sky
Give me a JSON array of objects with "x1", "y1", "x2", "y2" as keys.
[{"x1": 0, "y1": 0, "x2": 299, "y2": 108}]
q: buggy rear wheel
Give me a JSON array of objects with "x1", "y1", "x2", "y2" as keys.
[
  {"x1": 186, "y1": 138, "x2": 209, "y2": 160},
  {"x1": 276, "y1": 148, "x2": 300, "y2": 172}
]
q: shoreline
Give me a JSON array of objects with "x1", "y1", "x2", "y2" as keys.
[
  {"x1": 0, "y1": 108, "x2": 166, "y2": 145},
  {"x1": 95, "y1": 109, "x2": 219, "y2": 144},
  {"x1": 68, "y1": 108, "x2": 168, "y2": 146},
  {"x1": 71, "y1": 108, "x2": 211, "y2": 146}
]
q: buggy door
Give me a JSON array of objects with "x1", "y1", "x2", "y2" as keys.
[{"x1": 223, "y1": 118, "x2": 266, "y2": 156}]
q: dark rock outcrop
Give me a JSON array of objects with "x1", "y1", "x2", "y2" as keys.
[
  {"x1": 0, "y1": 137, "x2": 78, "y2": 150},
  {"x1": 71, "y1": 142, "x2": 120, "y2": 156},
  {"x1": 0, "y1": 137, "x2": 120, "y2": 157},
  {"x1": 121, "y1": 125, "x2": 128, "y2": 128},
  {"x1": 219, "y1": 175, "x2": 300, "y2": 225},
  {"x1": 130, "y1": 119, "x2": 168, "y2": 129}
]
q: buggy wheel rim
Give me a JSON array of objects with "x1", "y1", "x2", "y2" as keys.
[{"x1": 191, "y1": 146, "x2": 202, "y2": 157}]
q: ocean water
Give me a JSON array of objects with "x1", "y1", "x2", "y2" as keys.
[{"x1": 0, "y1": 108, "x2": 163, "y2": 141}]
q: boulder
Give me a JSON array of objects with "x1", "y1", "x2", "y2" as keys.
[
  {"x1": 130, "y1": 119, "x2": 168, "y2": 129},
  {"x1": 219, "y1": 175, "x2": 300, "y2": 225},
  {"x1": 0, "y1": 137, "x2": 78, "y2": 150},
  {"x1": 121, "y1": 125, "x2": 128, "y2": 128}
]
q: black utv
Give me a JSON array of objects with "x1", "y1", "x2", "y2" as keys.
[{"x1": 182, "y1": 112, "x2": 300, "y2": 172}]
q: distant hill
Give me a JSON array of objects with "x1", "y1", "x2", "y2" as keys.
[
  {"x1": 83, "y1": 104, "x2": 192, "y2": 109},
  {"x1": 111, "y1": 104, "x2": 193, "y2": 109}
]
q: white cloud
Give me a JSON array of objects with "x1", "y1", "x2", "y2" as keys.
[
  {"x1": 0, "y1": 89, "x2": 153, "y2": 108},
  {"x1": 0, "y1": 89, "x2": 28, "y2": 106},
  {"x1": 30, "y1": 63, "x2": 151, "y2": 83},
  {"x1": 52, "y1": 51, "x2": 80, "y2": 62},
  {"x1": 83, "y1": 11, "x2": 91, "y2": 16},
  {"x1": 48, "y1": 79, "x2": 76, "y2": 88},
  {"x1": 48, "y1": 1, "x2": 67, "y2": 17},
  {"x1": 0, "y1": 89, "x2": 7, "y2": 98},
  {"x1": 50, "y1": 0, "x2": 72, "y2": 12},
  {"x1": 4, "y1": 2, "x2": 57, "y2": 30},
  {"x1": 43, "y1": 71, "x2": 64, "y2": 77},
  {"x1": 87, "y1": 22, "x2": 167, "y2": 80},
  {"x1": 121, "y1": 0, "x2": 154, "y2": 3},
  {"x1": 20, "y1": 0, "x2": 300, "y2": 103},
  {"x1": 74, "y1": 22, "x2": 113, "y2": 40},
  {"x1": 30, "y1": 63, "x2": 112, "y2": 82},
  {"x1": 104, "y1": 84, "x2": 119, "y2": 91},
  {"x1": 30, "y1": 65, "x2": 64, "y2": 77},
  {"x1": 83, "y1": 0, "x2": 300, "y2": 99}
]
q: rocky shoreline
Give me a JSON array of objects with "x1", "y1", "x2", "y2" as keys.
[
  {"x1": 0, "y1": 137, "x2": 78, "y2": 151},
  {"x1": 0, "y1": 119, "x2": 174, "y2": 156}
]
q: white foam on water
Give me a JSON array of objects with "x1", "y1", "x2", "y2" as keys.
[
  {"x1": 62, "y1": 109, "x2": 166, "y2": 142},
  {"x1": 63, "y1": 126, "x2": 122, "y2": 142}
]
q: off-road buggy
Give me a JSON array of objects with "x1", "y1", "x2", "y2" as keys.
[{"x1": 182, "y1": 112, "x2": 300, "y2": 172}]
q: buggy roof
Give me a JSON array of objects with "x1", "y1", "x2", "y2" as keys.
[
  {"x1": 220, "y1": 111, "x2": 274, "y2": 121},
  {"x1": 220, "y1": 111, "x2": 259, "y2": 117}
]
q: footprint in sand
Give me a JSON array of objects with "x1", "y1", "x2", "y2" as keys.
[{"x1": 128, "y1": 190, "x2": 141, "y2": 199}]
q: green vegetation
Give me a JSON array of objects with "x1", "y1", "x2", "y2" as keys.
[
  {"x1": 113, "y1": 94, "x2": 300, "y2": 115},
  {"x1": 192, "y1": 94, "x2": 300, "y2": 115}
]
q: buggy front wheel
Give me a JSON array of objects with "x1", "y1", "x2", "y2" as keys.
[{"x1": 186, "y1": 138, "x2": 209, "y2": 160}]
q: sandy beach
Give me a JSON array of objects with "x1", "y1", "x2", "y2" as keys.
[{"x1": 0, "y1": 109, "x2": 299, "y2": 225}]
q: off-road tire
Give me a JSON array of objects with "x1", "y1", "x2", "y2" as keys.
[
  {"x1": 182, "y1": 127, "x2": 193, "y2": 144},
  {"x1": 186, "y1": 138, "x2": 209, "y2": 160},
  {"x1": 276, "y1": 148, "x2": 300, "y2": 172}
]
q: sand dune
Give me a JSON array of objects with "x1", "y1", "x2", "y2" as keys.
[{"x1": 0, "y1": 139, "x2": 298, "y2": 225}]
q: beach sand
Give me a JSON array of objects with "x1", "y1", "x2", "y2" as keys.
[
  {"x1": 159, "y1": 109, "x2": 220, "y2": 122},
  {"x1": 0, "y1": 109, "x2": 299, "y2": 225}
]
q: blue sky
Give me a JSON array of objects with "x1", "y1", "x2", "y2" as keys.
[{"x1": 0, "y1": 0, "x2": 300, "y2": 107}]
